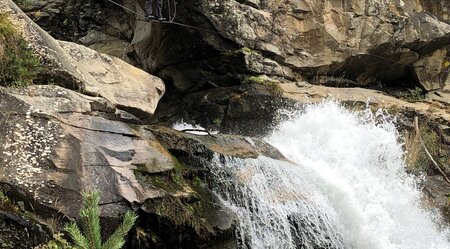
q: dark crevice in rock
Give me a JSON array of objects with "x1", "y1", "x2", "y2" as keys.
[
  {"x1": 0, "y1": 210, "x2": 51, "y2": 248},
  {"x1": 306, "y1": 32, "x2": 449, "y2": 92},
  {"x1": 0, "y1": 183, "x2": 69, "y2": 222},
  {"x1": 34, "y1": 113, "x2": 139, "y2": 138},
  {"x1": 151, "y1": 85, "x2": 298, "y2": 137},
  {"x1": 98, "y1": 200, "x2": 124, "y2": 206}
]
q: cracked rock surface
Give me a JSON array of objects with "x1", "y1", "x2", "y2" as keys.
[
  {"x1": 0, "y1": 85, "x2": 288, "y2": 248},
  {"x1": 1, "y1": 0, "x2": 165, "y2": 118}
]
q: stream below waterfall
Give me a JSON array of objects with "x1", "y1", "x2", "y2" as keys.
[{"x1": 176, "y1": 101, "x2": 450, "y2": 249}]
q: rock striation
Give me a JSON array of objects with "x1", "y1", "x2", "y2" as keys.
[
  {"x1": 0, "y1": 84, "x2": 290, "y2": 248},
  {"x1": 3, "y1": 0, "x2": 450, "y2": 247},
  {"x1": 1, "y1": 0, "x2": 165, "y2": 118}
]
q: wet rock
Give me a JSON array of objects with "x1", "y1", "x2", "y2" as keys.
[
  {"x1": 150, "y1": 125, "x2": 286, "y2": 160},
  {"x1": 422, "y1": 175, "x2": 450, "y2": 224},
  {"x1": 0, "y1": 85, "x2": 291, "y2": 248},
  {"x1": 152, "y1": 84, "x2": 297, "y2": 137}
]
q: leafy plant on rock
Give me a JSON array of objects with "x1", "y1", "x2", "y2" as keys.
[{"x1": 405, "y1": 87, "x2": 424, "y2": 102}]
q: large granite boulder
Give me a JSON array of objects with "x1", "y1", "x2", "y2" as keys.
[
  {"x1": 197, "y1": 0, "x2": 450, "y2": 86},
  {"x1": 0, "y1": 85, "x2": 171, "y2": 222},
  {"x1": 1, "y1": 0, "x2": 164, "y2": 118},
  {"x1": 0, "y1": 84, "x2": 289, "y2": 248}
]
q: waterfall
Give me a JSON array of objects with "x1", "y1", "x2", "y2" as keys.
[
  {"x1": 266, "y1": 101, "x2": 450, "y2": 249},
  {"x1": 208, "y1": 156, "x2": 347, "y2": 249},
  {"x1": 174, "y1": 101, "x2": 450, "y2": 249}
]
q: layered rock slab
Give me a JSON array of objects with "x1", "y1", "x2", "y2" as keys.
[
  {"x1": 0, "y1": 85, "x2": 290, "y2": 248},
  {"x1": 199, "y1": 0, "x2": 450, "y2": 85},
  {"x1": 0, "y1": 0, "x2": 164, "y2": 117},
  {"x1": 0, "y1": 85, "x2": 170, "y2": 219}
]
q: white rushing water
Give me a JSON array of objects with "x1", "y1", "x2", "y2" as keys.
[
  {"x1": 266, "y1": 101, "x2": 450, "y2": 249},
  {"x1": 208, "y1": 155, "x2": 348, "y2": 249},
  {"x1": 177, "y1": 101, "x2": 450, "y2": 249}
]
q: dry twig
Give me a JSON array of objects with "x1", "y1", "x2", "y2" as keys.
[{"x1": 414, "y1": 116, "x2": 450, "y2": 185}]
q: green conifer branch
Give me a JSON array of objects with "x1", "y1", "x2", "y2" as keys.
[
  {"x1": 64, "y1": 222, "x2": 89, "y2": 249},
  {"x1": 79, "y1": 191, "x2": 102, "y2": 249},
  {"x1": 101, "y1": 212, "x2": 138, "y2": 249},
  {"x1": 61, "y1": 190, "x2": 137, "y2": 249}
]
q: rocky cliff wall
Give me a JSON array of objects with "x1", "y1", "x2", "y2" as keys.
[
  {"x1": 19, "y1": 0, "x2": 450, "y2": 88},
  {"x1": 3, "y1": 0, "x2": 450, "y2": 247},
  {"x1": 22, "y1": 0, "x2": 450, "y2": 129},
  {"x1": 0, "y1": 1, "x2": 292, "y2": 248}
]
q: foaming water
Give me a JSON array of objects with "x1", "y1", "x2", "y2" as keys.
[
  {"x1": 175, "y1": 102, "x2": 450, "y2": 249},
  {"x1": 267, "y1": 101, "x2": 450, "y2": 249},
  {"x1": 208, "y1": 155, "x2": 348, "y2": 249}
]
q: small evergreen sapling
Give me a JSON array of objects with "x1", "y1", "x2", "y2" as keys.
[{"x1": 64, "y1": 190, "x2": 137, "y2": 249}]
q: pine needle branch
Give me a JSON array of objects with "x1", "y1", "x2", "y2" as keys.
[
  {"x1": 101, "y1": 211, "x2": 138, "y2": 249},
  {"x1": 64, "y1": 222, "x2": 89, "y2": 249},
  {"x1": 63, "y1": 190, "x2": 137, "y2": 249},
  {"x1": 80, "y1": 191, "x2": 102, "y2": 249}
]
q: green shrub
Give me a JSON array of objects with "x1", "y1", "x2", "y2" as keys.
[
  {"x1": 0, "y1": 14, "x2": 15, "y2": 37},
  {"x1": 0, "y1": 13, "x2": 42, "y2": 87},
  {"x1": 213, "y1": 117, "x2": 222, "y2": 126},
  {"x1": 34, "y1": 190, "x2": 138, "y2": 249},
  {"x1": 403, "y1": 87, "x2": 424, "y2": 102}
]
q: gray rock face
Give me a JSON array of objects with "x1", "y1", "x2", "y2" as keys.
[
  {"x1": 1, "y1": 0, "x2": 165, "y2": 118},
  {"x1": 414, "y1": 47, "x2": 450, "y2": 91},
  {"x1": 0, "y1": 85, "x2": 170, "y2": 218},
  {"x1": 0, "y1": 84, "x2": 291, "y2": 248},
  {"x1": 198, "y1": 0, "x2": 450, "y2": 86},
  {"x1": 422, "y1": 175, "x2": 450, "y2": 224},
  {"x1": 21, "y1": 0, "x2": 450, "y2": 92}
]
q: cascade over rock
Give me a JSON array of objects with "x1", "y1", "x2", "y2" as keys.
[
  {"x1": 3, "y1": 0, "x2": 450, "y2": 248},
  {"x1": 0, "y1": 84, "x2": 290, "y2": 248}
]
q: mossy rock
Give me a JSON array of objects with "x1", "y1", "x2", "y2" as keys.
[{"x1": 242, "y1": 75, "x2": 283, "y2": 96}]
